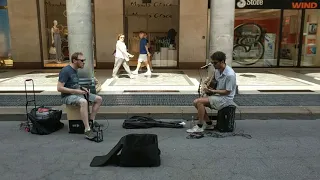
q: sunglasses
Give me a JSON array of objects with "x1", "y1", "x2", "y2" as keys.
[{"x1": 77, "y1": 59, "x2": 86, "y2": 62}]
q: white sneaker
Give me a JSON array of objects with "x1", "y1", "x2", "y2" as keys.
[
  {"x1": 144, "y1": 71, "x2": 152, "y2": 76},
  {"x1": 186, "y1": 125, "x2": 205, "y2": 133},
  {"x1": 205, "y1": 124, "x2": 215, "y2": 130},
  {"x1": 132, "y1": 70, "x2": 138, "y2": 75},
  {"x1": 129, "y1": 75, "x2": 135, "y2": 79}
]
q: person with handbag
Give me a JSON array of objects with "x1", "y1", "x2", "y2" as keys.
[{"x1": 112, "y1": 34, "x2": 134, "y2": 79}]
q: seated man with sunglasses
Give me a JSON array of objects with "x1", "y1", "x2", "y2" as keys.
[
  {"x1": 57, "y1": 52, "x2": 103, "y2": 140},
  {"x1": 187, "y1": 51, "x2": 237, "y2": 133}
]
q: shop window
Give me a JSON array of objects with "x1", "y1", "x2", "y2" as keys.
[
  {"x1": 301, "y1": 9, "x2": 320, "y2": 67},
  {"x1": 0, "y1": 0, "x2": 13, "y2": 67},
  {"x1": 124, "y1": 0, "x2": 179, "y2": 68},
  {"x1": 38, "y1": 0, "x2": 96, "y2": 68},
  {"x1": 233, "y1": 9, "x2": 281, "y2": 67}
]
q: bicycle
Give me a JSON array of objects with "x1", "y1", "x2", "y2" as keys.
[{"x1": 232, "y1": 23, "x2": 265, "y2": 66}]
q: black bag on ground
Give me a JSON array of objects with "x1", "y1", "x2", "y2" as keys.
[
  {"x1": 215, "y1": 105, "x2": 236, "y2": 132},
  {"x1": 90, "y1": 134, "x2": 161, "y2": 167},
  {"x1": 122, "y1": 116, "x2": 183, "y2": 129},
  {"x1": 27, "y1": 106, "x2": 64, "y2": 135}
]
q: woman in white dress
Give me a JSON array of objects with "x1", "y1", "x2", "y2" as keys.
[{"x1": 112, "y1": 34, "x2": 134, "y2": 78}]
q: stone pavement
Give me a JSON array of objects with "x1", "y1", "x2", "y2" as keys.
[
  {"x1": 1, "y1": 120, "x2": 320, "y2": 180},
  {"x1": 0, "y1": 68, "x2": 320, "y2": 93},
  {"x1": 0, "y1": 68, "x2": 319, "y2": 120}
]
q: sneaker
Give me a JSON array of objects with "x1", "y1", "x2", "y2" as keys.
[
  {"x1": 186, "y1": 125, "x2": 205, "y2": 133},
  {"x1": 132, "y1": 70, "x2": 138, "y2": 75},
  {"x1": 205, "y1": 123, "x2": 215, "y2": 130},
  {"x1": 84, "y1": 129, "x2": 97, "y2": 140},
  {"x1": 129, "y1": 75, "x2": 135, "y2": 79},
  {"x1": 144, "y1": 71, "x2": 152, "y2": 76}
]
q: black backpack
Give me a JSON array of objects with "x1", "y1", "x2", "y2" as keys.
[{"x1": 90, "y1": 134, "x2": 161, "y2": 167}]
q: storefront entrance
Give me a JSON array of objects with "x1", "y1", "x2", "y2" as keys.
[
  {"x1": 224, "y1": 0, "x2": 320, "y2": 68},
  {"x1": 124, "y1": 0, "x2": 179, "y2": 69}
]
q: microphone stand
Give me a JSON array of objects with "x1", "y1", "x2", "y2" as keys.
[{"x1": 198, "y1": 68, "x2": 203, "y2": 98}]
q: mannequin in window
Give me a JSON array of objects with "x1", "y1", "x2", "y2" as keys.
[{"x1": 51, "y1": 20, "x2": 62, "y2": 63}]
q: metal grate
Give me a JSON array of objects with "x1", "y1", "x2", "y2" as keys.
[
  {"x1": 258, "y1": 90, "x2": 314, "y2": 93},
  {"x1": 0, "y1": 90, "x2": 43, "y2": 93},
  {"x1": 124, "y1": 90, "x2": 180, "y2": 93}
]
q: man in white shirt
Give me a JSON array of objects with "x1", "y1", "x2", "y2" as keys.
[{"x1": 187, "y1": 51, "x2": 237, "y2": 133}]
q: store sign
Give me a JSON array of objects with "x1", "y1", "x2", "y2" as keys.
[
  {"x1": 236, "y1": 0, "x2": 264, "y2": 8},
  {"x1": 235, "y1": 0, "x2": 320, "y2": 9}
]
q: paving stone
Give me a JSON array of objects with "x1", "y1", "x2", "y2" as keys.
[{"x1": 0, "y1": 120, "x2": 320, "y2": 180}]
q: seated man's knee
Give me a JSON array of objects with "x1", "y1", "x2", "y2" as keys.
[
  {"x1": 193, "y1": 99, "x2": 199, "y2": 106},
  {"x1": 78, "y1": 98, "x2": 88, "y2": 107},
  {"x1": 95, "y1": 95, "x2": 102, "y2": 103},
  {"x1": 193, "y1": 98, "x2": 204, "y2": 107}
]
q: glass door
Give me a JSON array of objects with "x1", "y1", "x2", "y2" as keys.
[
  {"x1": 300, "y1": 9, "x2": 320, "y2": 67},
  {"x1": 279, "y1": 10, "x2": 302, "y2": 67}
]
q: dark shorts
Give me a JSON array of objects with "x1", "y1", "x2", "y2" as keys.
[{"x1": 62, "y1": 93, "x2": 97, "y2": 106}]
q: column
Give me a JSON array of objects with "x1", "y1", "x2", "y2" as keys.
[
  {"x1": 209, "y1": 0, "x2": 235, "y2": 66},
  {"x1": 66, "y1": 0, "x2": 96, "y2": 93}
]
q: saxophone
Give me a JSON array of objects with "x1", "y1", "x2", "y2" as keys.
[{"x1": 200, "y1": 72, "x2": 215, "y2": 97}]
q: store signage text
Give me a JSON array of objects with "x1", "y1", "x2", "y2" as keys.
[
  {"x1": 292, "y1": 2, "x2": 318, "y2": 9},
  {"x1": 45, "y1": 1, "x2": 66, "y2": 7},
  {"x1": 130, "y1": 1, "x2": 172, "y2": 7},
  {"x1": 236, "y1": 0, "x2": 264, "y2": 8},
  {"x1": 131, "y1": 12, "x2": 172, "y2": 18},
  {"x1": 234, "y1": 0, "x2": 320, "y2": 9}
]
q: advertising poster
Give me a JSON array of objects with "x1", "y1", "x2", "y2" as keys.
[
  {"x1": 263, "y1": 33, "x2": 276, "y2": 66},
  {"x1": 0, "y1": 0, "x2": 11, "y2": 58},
  {"x1": 306, "y1": 38, "x2": 317, "y2": 56}
]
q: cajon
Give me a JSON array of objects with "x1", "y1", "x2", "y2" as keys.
[{"x1": 65, "y1": 105, "x2": 92, "y2": 134}]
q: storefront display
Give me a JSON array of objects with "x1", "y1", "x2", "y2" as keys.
[
  {"x1": 125, "y1": 0, "x2": 179, "y2": 68},
  {"x1": 39, "y1": 0, "x2": 96, "y2": 68},
  {"x1": 0, "y1": 0, "x2": 13, "y2": 67},
  {"x1": 232, "y1": 9, "x2": 281, "y2": 67},
  {"x1": 230, "y1": 0, "x2": 320, "y2": 67},
  {"x1": 301, "y1": 9, "x2": 320, "y2": 66}
]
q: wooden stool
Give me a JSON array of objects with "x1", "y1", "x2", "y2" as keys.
[{"x1": 65, "y1": 105, "x2": 92, "y2": 134}]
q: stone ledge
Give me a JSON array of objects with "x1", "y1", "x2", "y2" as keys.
[{"x1": 0, "y1": 106, "x2": 319, "y2": 121}]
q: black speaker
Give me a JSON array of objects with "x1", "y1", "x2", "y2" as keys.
[
  {"x1": 142, "y1": 0, "x2": 151, "y2": 3},
  {"x1": 216, "y1": 105, "x2": 236, "y2": 132}
]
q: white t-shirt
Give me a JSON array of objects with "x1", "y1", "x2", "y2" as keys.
[{"x1": 115, "y1": 40, "x2": 130, "y2": 61}]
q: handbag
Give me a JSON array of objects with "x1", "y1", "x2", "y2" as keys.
[{"x1": 49, "y1": 44, "x2": 56, "y2": 55}]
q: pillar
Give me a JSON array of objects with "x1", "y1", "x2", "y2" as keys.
[
  {"x1": 209, "y1": 0, "x2": 235, "y2": 66},
  {"x1": 66, "y1": 0, "x2": 96, "y2": 93}
]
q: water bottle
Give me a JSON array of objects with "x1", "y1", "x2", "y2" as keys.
[{"x1": 190, "y1": 116, "x2": 195, "y2": 128}]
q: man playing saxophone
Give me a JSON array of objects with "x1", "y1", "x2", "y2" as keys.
[{"x1": 188, "y1": 51, "x2": 237, "y2": 133}]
